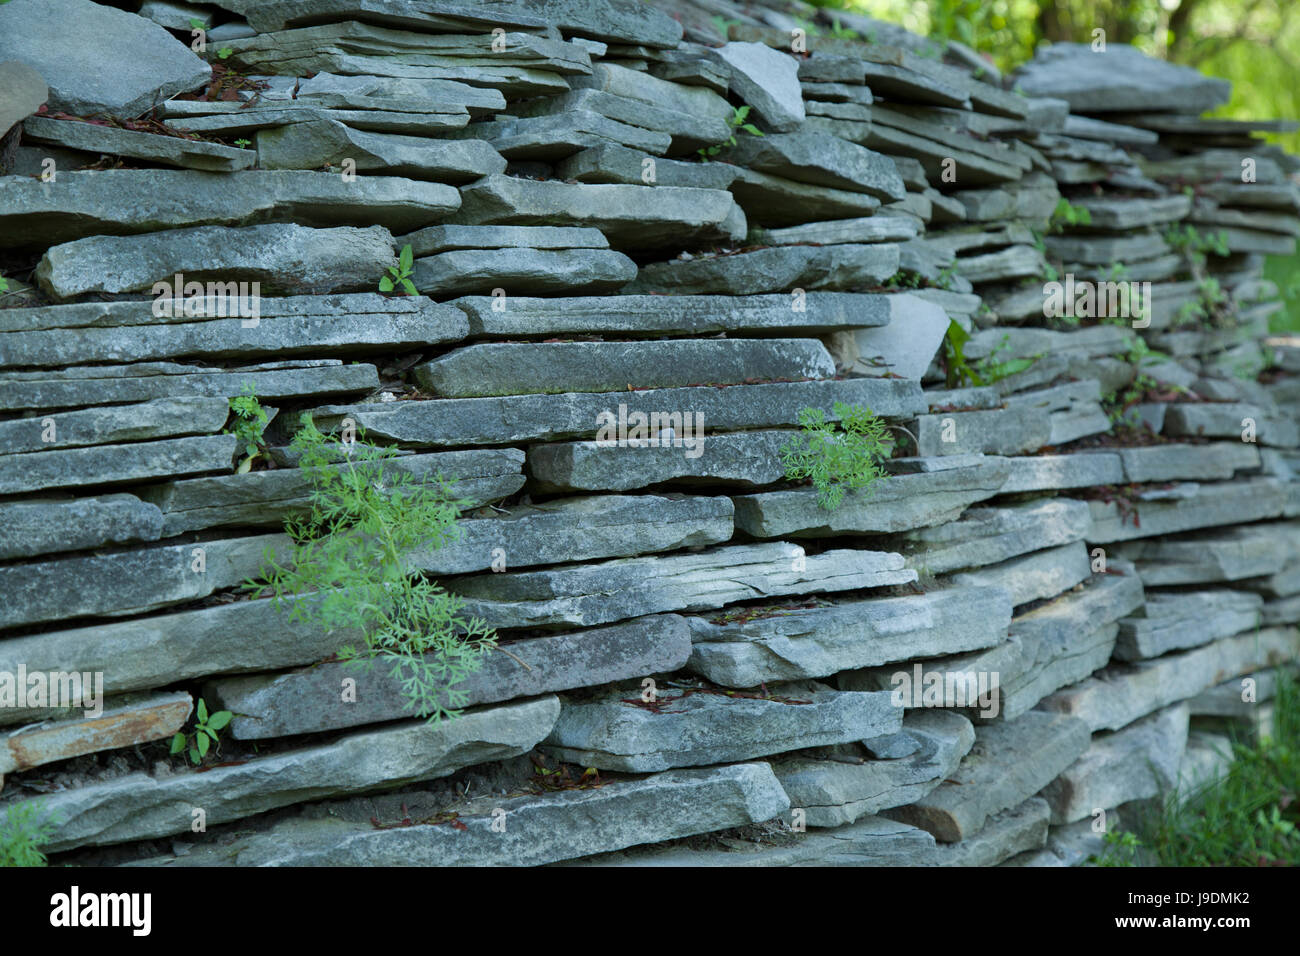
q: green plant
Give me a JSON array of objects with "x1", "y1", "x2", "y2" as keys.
[
  {"x1": 883, "y1": 268, "x2": 926, "y2": 290},
  {"x1": 379, "y1": 243, "x2": 418, "y2": 296},
  {"x1": 827, "y1": 16, "x2": 861, "y2": 40},
  {"x1": 217, "y1": 47, "x2": 234, "y2": 59},
  {"x1": 943, "y1": 321, "x2": 1038, "y2": 388},
  {"x1": 251, "y1": 415, "x2": 496, "y2": 721},
  {"x1": 0, "y1": 801, "x2": 57, "y2": 867},
  {"x1": 779, "y1": 402, "x2": 891, "y2": 511},
  {"x1": 697, "y1": 105, "x2": 763, "y2": 160},
  {"x1": 233, "y1": 137, "x2": 251, "y2": 148},
  {"x1": 1050, "y1": 198, "x2": 1092, "y2": 233},
  {"x1": 1091, "y1": 828, "x2": 1141, "y2": 867},
  {"x1": 0, "y1": 272, "x2": 8, "y2": 293},
  {"x1": 226, "y1": 382, "x2": 270, "y2": 473},
  {"x1": 170, "y1": 698, "x2": 233, "y2": 765}
]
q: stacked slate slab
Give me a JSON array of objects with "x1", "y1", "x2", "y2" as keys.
[{"x1": 0, "y1": 0, "x2": 1295, "y2": 869}]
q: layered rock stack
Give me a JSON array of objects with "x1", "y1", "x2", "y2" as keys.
[{"x1": 0, "y1": 0, "x2": 1296, "y2": 867}]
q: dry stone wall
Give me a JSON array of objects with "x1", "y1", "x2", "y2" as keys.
[{"x1": 0, "y1": 0, "x2": 1297, "y2": 867}]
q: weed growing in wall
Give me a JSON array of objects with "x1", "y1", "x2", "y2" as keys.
[
  {"x1": 251, "y1": 415, "x2": 496, "y2": 722},
  {"x1": 943, "y1": 321, "x2": 1038, "y2": 387},
  {"x1": 780, "y1": 402, "x2": 891, "y2": 511},
  {"x1": 226, "y1": 381, "x2": 269, "y2": 473},
  {"x1": 169, "y1": 697, "x2": 233, "y2": 765},
  {"x1": 379, "y1": 243, "x2": 418, "y2": 296},
  {"x1": 0, "y1": 801, "x2": 57, "y2": 867},
  {"x1": 697, "y1": 105, "x2": 764, "y2": 161}
]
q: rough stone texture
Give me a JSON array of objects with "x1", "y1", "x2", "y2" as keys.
[
  {"x1": 686, "y1": 586, "x2": 1013, "y2": 688},
  {"x1": 144, "y1": 763, "x2": 790, "y2": 868},
  {"x1": 0, "y1": 434, "x2": 238, "y2": 497},
  {"x1": 1013, "y1": 43, "x2": 1230, "y2": 114},
  {"x1": 449, "y1": 543, "x2": 917, "y2": 630},
  {"x1": 725, "y1": 133, "x2": 904, "y2": 200},
  {"x1": 832, "y1": 293, "x2": 949, "y2": 380},
  {"x1": 731, "y1": 457, "x2": 1011, "y2": 538},
  {"x1": 1083, "y1": 479, "x2": 1288, "y2": 544},
  {"x1": 1000, "y1": 453, "x2": 1126, "y2": 493},
  {"x1": 1116, "y1": 590, "x2": 1265, "y2": 660},
  {"x1": 1040, "y1": 704, "x2": 1189, "y2": 824},
  {"x1": 912, "y1": 405, "x2": 1053, "y2": 458},
  {"x1": 1112, "y1": 520, "x2": 1300, "y2": 585},
  {"x1": 0, "y1": 396, "x2": 228, "y2": 454},
  {"x1": 710, "y1": 42, "x2": 805, "y2": 132},
  {"x1": 772, "y1": 711, "x2": 975, "y2": 827},
  {"x1": 883, "y1": 711, "x2": 1091, "y2": 842},
  {"x1": 411, "y1": 247, "x2": 635, "y2": 296},
  {"x1": 415, "y1": 339, "x2": 833, "y2": 398},
  {"x1": 209, "y1": 615, "x2": 692, "y2": 739},
  {"x1": 23, "y1": 116, "x2": 253, "y2": 172},
  {"x1": 898, "y1": 498, "x2": 1094, "y2": 575},
  {"x1": 543, "y1": 680, "x2": 900, "y2": 772},
  {"x1": 949, "y1": 541, "x2": 1093, "y2": 609},
  {"x1": 256, "y1": 120, "x2": 506, "y2": 181},
  {"x1": 0, "y1": 494, "x2": 163, "y2": 561},
  {"x1": 0, "y1": 0, "x2": 211, "y2": 118},
  {"x1": 0, "y1": 61, "x2": 46, "y2": 139},
  {"x1": 627, "y1": 244, "x2": 900, "y2": 296},
  {"x1": 20, "y1": 697, "x2": 560, "y2": 852}
]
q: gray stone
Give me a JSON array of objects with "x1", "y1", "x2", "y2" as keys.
[
  {"x1": 453, "y1": 110, "x2": 670, "y2": 159},
  {"x1": 570, "y1": 62, "x2": 730, "y2": 123},
  {"x1": 402, "y1": 225, "x2": 607, "y2": 255},
  {"x1": 0, "y1": 434, "x2": 237, "y2": 497},
  {"x1": 750, "y1": 216, "x2": 919, "y2": 247},
  {"x1": 1083, "y1": 479, "x2": 1288, "y2": 544},
  {"x1": 0, "y1": 0, "x2": 210, "y2": 118},
  {"x1": 139, "y1": 448, "x2": 525, "y2": 535},
  {"x1": 0, "y1": 360, "x2": 378, "y2": 413},
  {"x1": 1074, "y1": 194, "x2": 1192, "y2": 231},
  {"x1": 165, "y1": 101, "x2": 471, "y2": 137},
  {"x1": 726, "y1": 133, "x2": 904, "y2": 200},
  {"x1": 884, "y1": 712, "x2": 1091, "y2": 842},
  {"x1": 686, "y1": 586, "x2": 1013, "y2": 688},
  {"x1": 256, "y1": 120, "x2": 504, "y2": 181},
  {"x1": 1189, "y1": 667, "x2": 1293, "y2": 720},
  {"x1": 710, "y1": 42, "x2": 804, "y2": 132},
  {"x1": 627, "y1": 244, "x2": 900, "y2": 296},
  {"x1": 146, "y1": 763, "x2": 789, "y2": 868},
  {"x1": 0, "y1": 494, "x2": 163, "y2": 561},
  {"x1": 0, "y1": 396, "x2": 227, "y2": 454},
  {"x1": 544, "y1": 680, "x2": 899, "y2": 772},
  {"x1": 21, "y1": 697, "x2": 560, "y2": 853},
  {"x1": 529, "y1": 429, "x2": 790, "y2": 492},
  {"x1": 727, "y1": 167, "x2": 883, "y2": 227},
  {"x1": 415, "y1": 339, "x2": 831, "y2": 398},
  {"x1": 209, "y1": 614, "x2": 692, "y2": 739},
  {"x1": 450, "y1": 542, "x2": 917, "y2": 630},
  {"x1": 1039, "y1": 627, "x2": 1300, "y2": 733},
  {"x1": 0, "y1": 531, "x2": 286, "y2": 631},
  {"x1": 1113, "y1": 518, "x2": 1300, "y2": 585},
  {"x1": 1164, "y1": 403, "x2": 1299, "y2": 448},
  {"x1": 949, "y1": 541, "x2": 1093, "y2": 609},
  {"x1": 22, "y1": 116, "x2": 253, "y2": 172},
  {"x1": 1040, "y1": 704, "x2": 1189, "y2": 824},
  {"x1": 829, "y1": 292, "x2": 948, "y2": 380},
  {"x1": 899, "y1": 498, "x2": 1094, "y2": 576},
  {"x1": 311, "y1": 378, "x2": 926, "y2": 448},
  {"x1": 731, "y1": 457, "x2": 1011, "y2": 539},
  {"x1": 36, "y1": 223, "x2": 399, "y2": 299},
  {"x1": 1115, "y1": 442, "x2": 1261, "y2": 483},
  {"x1": 447, "y1": 174, "x2": 737, "y2": 251},
  {"x1": 912, "y1": 405, "x2": 1053, "y2": 458},
  {"x1": 411, "y1": 247, "x2": 636, "y2": 297},
  {"x1": 1012, "y1": 43, "x2": 1229, "y2": 114},
  {"x1": 0, "y1": 61, "x2": 46, "y2": 139},
  {"x1": 510, "y1": 87, "x2": 730, "y2": 154},
  {"x1": 555, "y1": 142, "x2": 739, "y2": 188},
  {"x1": 772, "y1": 711, "x2": 975, "y2": 827},
  {"x1": 0, "y1": 170, "x2": 460, "y2": 250},
  {"x1": 1116, "y1": 590, "x2": 1265, "y2": 660}
]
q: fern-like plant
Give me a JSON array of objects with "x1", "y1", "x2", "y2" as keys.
[
  {"x1": 251, "y1": 414, "x2": 496, "y2": 722},
  {"x1": 226, "y1": 381, "x2": 269, "y2": 473},
  {"x1": 780, "y1": 402, "x2": 891, "y2": 511},
  {"x1": 0, "y1": 801, "x2": 57, "y2": 867}
]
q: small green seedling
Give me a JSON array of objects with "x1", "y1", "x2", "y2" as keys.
[
  {"x1": 944, "y1": 321, "x2": 1038, "y2": 388},
  {"x1": 379, "y1": 243, "x2": 419, "y2": 296},
  {"x1": 170, "y1": 698, "x2": 233, "y2": 765},
  {"x1": 1050, "y1": 198, "x2": 1092, "y2": 233},
  {"x1": 0, "y1": 801, "x2": 57, "y2": 867},
  {"x1": 217, "y1": 47, "x2": 234, "y2": 59},
  {"x1": 0, "y1": 273, "x2": 8, "y2": 294},
  {"x1": 698, "y1": 105, "x2": 764, "y2": 160},
  {"x1": 233, "y1": 137, "x2": 251, "y2": 148},
  {"x1": 780, "y1": 402, "x2": 892, "y2": 511},
  {"x1": 225, "y1": 382, "x2": 269, "y2": 473}
]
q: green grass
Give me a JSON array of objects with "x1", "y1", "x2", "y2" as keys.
[
  {"x1": 1264, "y1": 251, "x2": 1300, "y2": 334},
  {"x1": 1096, "y1": 672, "x2": 1300, "y2": 866}
]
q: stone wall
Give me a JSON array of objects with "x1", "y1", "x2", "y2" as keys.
[{"x1": 0, "y1": 0, "x2": 1297, "y2": 867}]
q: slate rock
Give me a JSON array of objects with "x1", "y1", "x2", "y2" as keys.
[
  {"x1": 725, "y1": 132, "x2": 904, "y2": 200},
  {"x1": 256, "y1": 119, "x2": 505, "y2": 181},
  {"x1": 949, "y1": 541, "x2": 1093, "y2": 609},
  {"x1": 1013, "y1": 43, "x2": 1230, "y2": 114},
  {"x1": 626, "y1": 244, "x2": 900, "y2": 295},
  {"x1": 412, "y1": 247, "x2": 635, "y2": 297},
  {"x1": 0, "y1": 61, "x2": 47, "y2": 139},
  {"x1": 899, "y1": 498, "x2": 1094, "y2": 576},
  {"x1": 0, "y1": 494, "x2": 162, "y2": 561},
  {"x1": 0, "y1": 396, "x2": 228, "y2": 454},
  {"x1": 0, "y1": 434, "x2": 238, "y2": 497},
  {"x1": 23, "y1": 116, "x2": 253, "y2": 172},
  {"x1": 710, "y1": 42, "x2": 804, "y2": 132}
]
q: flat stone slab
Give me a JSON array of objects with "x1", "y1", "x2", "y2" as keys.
[
  {"x1": 1112, "y1": 442, "x2": 1261, "y2": 483},
  {"x1": 256, "y1": 119, "x2": 505, "y2": 181},
  {"x1": 19, "y1": 697, "x2": 559, "y2": 853},
  {"x1": 686, "y1": 585, "x2": 1012, "y2": 688},
  {"x1": 1040, "y1": 704, "x2": 1189, "y2": 824},
  {"x1": 144, "y1": 763, "x2": 789, "y2": 868},
  {"x1": 1083, "y1": 479, "x2": 1288, "y2": 544},
  {"x1": 912, "y1": 405, "x2": 1053, "y2": 458},
  {"x1": 832, "y1": 293, "x2": 949, "y2": 380},
  {"x1": 402, "y1": 225, "x2": 608, "y2": 255},
  {"x1": 208, "y1": 614, "x2": 692, "y2": 740},
  {"x1": 883, "y1": 711, "x2": 1091, "y2": 842},
  {"x1": 1164, "y1": 403, "x2": 1299, "y2": 448},
  {"x1": 414, "y1": 339, "x2": 833, "y2": 398},
  {"x1": 710, "y1": 42, "x2": 804, "y2": 132},
  {"x1": 36, "y1": 223, "x2": 399, "y2": 299},
  {"x1": 310, "y1": 378, "x2": 927, "y2": 447},
  {"x1": 141, "y1": 448, "x2": 524, "y2": 535},
  {"x1": 23, "y1": 116, "x2": 253, "y2": 172},
  {"x1": 725, "y1": 132, "x2": 904, "y2": 200},
  {"x1": 1111, "y1": 519, "x2": 1300, "y2": 585},
  {"x1": 999, "y1": 453, "x2": 1126, "y2": 493},
  {"x1": 731, "y1": 457, "x2": 1011, "y2": 538},
  {"x1": 555, "y1": 142, "x2": 739, "y2": 188},
  {"x1": 447, "y1": 174, "x2": 737, "y2": 250},
  {"x1": 0, "y1": 360, "x2": 378, "y2": 413},
  {"x1": 528, "y1": 429, "x2": 790, "y2": 493},
  {"x1": 750, "y1": 216, "x2": 919, "y2": 247},
  {"x1": 1074, "y1": 194, "x2": 1191, "y2": 230},
  {"x1": 0, "y1": 691, "x2": 191, "y2": 775},
  {"x1": 451, "y1": 292, "x2": 892, "y2": 337},
  {"x1": 0, "y1": 494, "x2": 162, "y2": 561},
  {"x1": 898, "y1": 498, "x2": 1094, "y2": 576},
  {"x1": 450, "y1": 542, "x2": 917, "y2": 630},
  {"x1": 0, "y1": 60, "x2": 46, "y2": 140},
  {"x1": 1189, "y1": 667, "x2": 1293, "y2": 719},
  {"x1": 727, "y1": 168, "x2": 884, "y2": 227},
  {"x1": 626, "y1": 244, "x2": 900, "y2": 296},
  {"x1": 0, "y1": 396, "x2": 227, "y2": 454},
  {"x1": 949, "y1": 541, "x2": 1093, "y2": 609},
  {"x1": 772, "y1": 711, "x2": 974, "y2": 827},
  {"x1": 0, "y1": 0, "x2": 211, "y2": 117},
  {"x1": 165, "y1": 102, "x2": 470, "y2": 137},
  {"x1": 0, "y1": 170, "x2": 460, "y2": 250},
  {"x1": 544, "y1": 680, "x2": 899, "y2": 772},
  {"x1": 1037, "y1": 627, "x2": 1300, "y2": 733},
  {"x1": 1116, "y1": 590, "x2": 1265, "y2": 660},
  {"x1": 410, "y1": 247, "x2": 635, "y2": 297},
  {"x1": 1012, "y1": 43, "x2": 1229, "y2": 114},
  {"x1": 0, "y1": 434, "x2": 237, "y2": 497}
]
